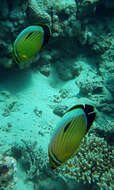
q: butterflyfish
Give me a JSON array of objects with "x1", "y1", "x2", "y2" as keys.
[
  {"x1": 48, "y1": 104, "x2": 96, "y2": 169},
  {"x1": 12, "y1": 24, "x2": 50, "y2": 67}
]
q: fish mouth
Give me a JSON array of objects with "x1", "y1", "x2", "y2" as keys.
[
  {"x1": 12, "y1": 44, "x2": 22, "y2": 64},
  {"x1": 48, "y1": 151, "x2": 62, "y2": 169}
]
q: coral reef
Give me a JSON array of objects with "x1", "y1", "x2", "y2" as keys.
[
  {"x1": 28, "y1": 0, "x2": 78, "y2": 37},
  {"x1": 58, "y1": 133, "x2": 113, "y2": 190},
  {"x1": 7, "y1": 140, "x2": 48, "y2": 183},
  {"x1": 53, "y1": 104, "x2": 68, "y2": 117},
  {"x1": 51, "y1": 0, "x2": 77, "y2": 38},
  {"x1": 0, "y1": 154, "x2": 17, "y2": 190},
  {"x1": 93, "y1": 119, "x2": 114, "y2": 146},
  {"x1": 0, "y1": 0, "x2": 113, "y2": 73},
  {"x1": 0, "y1": 0, "x2": 28, "y2": 68},
  {"x1": 75, "y1": 69, "x2": 113, "y2": 116},
  {"x1": 76, "y1": 73, "x2": 104, "y2": 96},
  {"x1": 5, "y1": 131, "x2": 113, "y2": 190},
  {"x1": 0, "y1": 1, "x2": 113, "y2": 189},
  {"x1": 27, "y1": 0, "x2": 51, "y2": 25}
]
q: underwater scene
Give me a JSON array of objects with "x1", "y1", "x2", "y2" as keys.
[{"x1": 0, "y1": 0, "x2": 114, "y2": 190}]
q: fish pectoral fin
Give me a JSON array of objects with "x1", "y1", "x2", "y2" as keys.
[{"x1": 21, "y1": 55, "x2": 28, "y2": 60}]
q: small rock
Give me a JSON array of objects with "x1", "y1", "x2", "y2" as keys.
[
  {"x1": 53, "y1": 105, "x2": 68, "y2": 117},
  {"x1": 40, "y1": 65, "x2": 51, "y2": 77}
]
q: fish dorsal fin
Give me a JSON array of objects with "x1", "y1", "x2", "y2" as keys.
[{"x1": 66, "y1": 104, "x2": 84, "y2": 113}]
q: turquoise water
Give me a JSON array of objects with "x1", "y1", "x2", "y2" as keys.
[{"x1": 0, "y1": 0, "x2": 113, "y2": 190}]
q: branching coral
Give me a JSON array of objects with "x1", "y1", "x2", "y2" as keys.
[
  {"x1": 58, "y1": 133, "x2": 113, "y2": 190},
  {"x1": 3, "y1": 133, "x2": 113, "y2": 190},
  {"x1": 7, "y1": 140, "x2": 48, "y2": 183}
]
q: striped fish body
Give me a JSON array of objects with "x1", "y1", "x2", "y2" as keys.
[
  {"x1": 48, "y1": 108, "x2": 87, "y2": 169},
  {"x1": 48, "y1": 104, "x2": 96, "y2": 169},
  {"x1": 13, "y1": 26, "x2": 44, "y2": 64}
]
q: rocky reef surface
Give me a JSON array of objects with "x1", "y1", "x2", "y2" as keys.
[
  {"x1": 0, "y1": 0, "x2": 113, "y2": 116},
  {"x1": 0, "y1": 154, "x2": 17, "y2": 189},
  {"x1": 0, "y1": 0, "x2": 114, "y2": 190}
]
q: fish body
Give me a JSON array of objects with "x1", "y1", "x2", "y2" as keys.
[
  {"x1": 12, "y1": 24, "x2": 50, "y2": 67},
  {"x1": 48, "y1": 104, "x2": 96, "y2": 169}
]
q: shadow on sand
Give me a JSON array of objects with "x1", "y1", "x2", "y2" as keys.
[{"x1": 0, "y1": 67, "x2": 32, "y2": 94}]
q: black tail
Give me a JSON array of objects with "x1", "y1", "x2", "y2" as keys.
[
  {"x1": 83, "y1": 104, "x2": 96, "y2": 132},
  {"x1": 40, "y1": 24, "x2": 51, "y2": 47}
]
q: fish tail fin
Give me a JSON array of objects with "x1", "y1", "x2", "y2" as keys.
[
  {"x1": 35, "y1": 23, "x2": 51, "y2": 47},
  {"x1": 41, "y1": 24, "x2": 51, "y2": 47},
  {"x1": 83, "y1": 104, "x2": 96, "y2": 132}
]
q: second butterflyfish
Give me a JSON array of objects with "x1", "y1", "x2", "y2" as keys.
[
  {"x1": 48, "y1": 104, "x2": 96, "y2": 169},
  {"x1": 12, "y1": 24, "x2": 50, "y2": 67}
]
